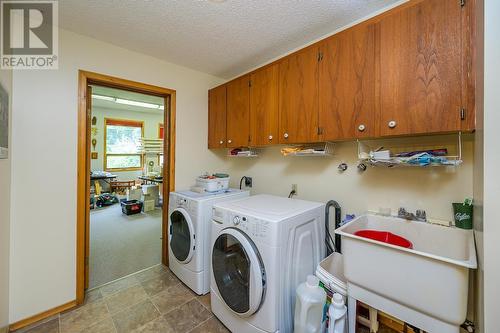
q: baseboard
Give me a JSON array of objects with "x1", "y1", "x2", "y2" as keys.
[{"x1": 9, "y1": 300, "x2": 77, "y2": 332}]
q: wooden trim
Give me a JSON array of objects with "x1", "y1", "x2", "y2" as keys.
[
  {"x1": 9, "y1": 300, "x2": 77, "y2": 332},
  {"x1": 103, "y1": 117, "x2": 144, "y2": 171},
  {"x1": 105, "y1": 118, "x2": 144, "y2": 127},
  {"x1": 77, "y1": 70, "x2": 176, "y2": 305}
]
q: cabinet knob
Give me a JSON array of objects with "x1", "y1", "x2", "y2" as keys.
[
  {"x1": 388, "y1": 120, "x2": 397, "y2": 128},
  {"x1": 228, "y1": 139, "x2": 232, "y2": 144},
  {"x1": 358, "y1": 124, "x2": 366, "y2": 132},
  {"x1": 219, "y1": 140, "x2": 224, "y2": 145},
  {"x1": 268, "y1": 135, "x2": 273, "y2": 140},
  {"x1": 283, "y1": 133, "x2": 289, "y2": 139}
]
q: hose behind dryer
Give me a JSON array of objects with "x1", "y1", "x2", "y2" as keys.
[{"x1": 325, "y1": 200, "x2": 341, "y2": 256}]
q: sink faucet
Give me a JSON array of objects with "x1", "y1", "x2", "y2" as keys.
[{"x1": 398, "y1": 207, "x2": 427, "y2": 222}]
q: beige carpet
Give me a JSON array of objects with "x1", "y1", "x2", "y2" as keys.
[{"x1": 89, "y1": 204, "x2": 162, "y2": 288}]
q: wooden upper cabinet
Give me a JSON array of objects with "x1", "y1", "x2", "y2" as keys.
[
  {"x1": 208, "y1": 85, "x2": 227, "y2": 149},
  {"x1": 377, "y1": 0, "x2": 463, "y2": 137},
  {"x1": 319, "y1": 23, "x2": 376, "y2": 140},
  {"x1": 279, "y1": 46, "x2": 320, "y2": 144},
  {"x1": 249, "y1": 64, "x2": 279, "y2": 146},
  {"x1": 226, "y1": 74, "x2": 250, "y2": 148}
]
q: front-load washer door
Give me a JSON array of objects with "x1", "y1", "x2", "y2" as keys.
[
  {"x1": 212, "y1": 228, "x2": 266, "y2": 317},
  {"x1": 169, "y1": 208, "x2": 195, "y2": 263}
]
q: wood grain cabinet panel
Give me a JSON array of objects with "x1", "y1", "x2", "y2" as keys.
[
  {"x1": 226, "y1": 75, "x2": 250, "y2": 148},
  {"x1": 279, "y1": 46, "x2": 320, "y2": 144},
  {"x1": 249, "y1": 64, "x2": 279, "y2": 146},
  {"x1": 208, "y1": 85, "x2": 227, "y2": 149},
  {"x1": 377, "y1": 0, "x2": 463, "y2": 136},
  {"x1": 319, "y1": 23, "x2": 376, "y2": 140}
]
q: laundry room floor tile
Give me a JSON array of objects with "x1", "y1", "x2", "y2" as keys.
[
  {"x1": 190, "y1": 317, "x2": 230, "y2": 333},
  {"x1": 112, "y1": 300, "x2": 160, "y2": 333},
  {"x1": 60, "y1": 300, "x2": 111, "y2": 333},
  {"x1": 105, "y1": 284, "x2": 149, "y2": 314},
  {"x1": 15, "y1": 265, "x2": 239, "y2": 333},
  {"x1": 198, "y1": 293, "x2": 211, "y2": 310},
  {"x1": 80, "y1": 318, "x2": 117, "y2": 333},
  {"x1": 163, "y1": 299, "x2": 212, "y2": 332},
  {"x1": 99, "y1": 275, "x2": 140, "y2": 298},
  {"x1": 140, "y1": 270, "x2": 179, "y2": 296},
  {"x1": 150, "y1": 282, "x2": 195, "y2": 314}
]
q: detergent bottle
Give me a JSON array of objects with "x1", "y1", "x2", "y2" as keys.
[
  {"x1": 294, "y1": 275, "x2": 327, "y2": 333},
  {"x1": 327, "y1": 293, "x2": 347, "y2": 333}
]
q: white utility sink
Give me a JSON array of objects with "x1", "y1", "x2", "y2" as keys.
[{"x1": 335, "y1": 214, "x2": 477, "y2": 333}]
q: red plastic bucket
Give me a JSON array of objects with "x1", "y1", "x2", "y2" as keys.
[{"x1": 354, "y1": 230, "x2": 413, "y2": 249}]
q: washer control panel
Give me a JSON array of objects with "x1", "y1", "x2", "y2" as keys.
[
  {"x1": 173, "y1": 196, "x2": 196, "y2": 215},
  {"x1": 229, "y1": 213, "x2": 274, "y2": 243}
]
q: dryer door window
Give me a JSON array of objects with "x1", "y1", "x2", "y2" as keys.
[
  {"x1": 169, "y1": 208, "x2": 195, "y2": 263},
  {"x1": 212, "y1": 228, "x2": 266, "y2": 317}
]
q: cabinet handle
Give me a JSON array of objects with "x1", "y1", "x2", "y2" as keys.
[
  {"x1": 358, "y1": 124, "x2": 366, "y2": 132},
  {"x1": 228, "y1": 139, "x2": 232, "y2": 144},
  {"x1": 219, "y1": 140, "x2": 224, "y2": 145},
  {"x1": 388, "y1": 121, "x2": 397, "y2": 129},
  {"x1": 268, "y1": 135, "x2": 273, "y2": 140},
  {"x1": 283, "y1": 133, "x2": 289, "y2": 139}
]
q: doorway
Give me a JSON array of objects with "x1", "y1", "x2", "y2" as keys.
[{"x1": 76, "y1": 71, "x2": 176, "y2": 304}]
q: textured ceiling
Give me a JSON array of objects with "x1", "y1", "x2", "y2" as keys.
[{"x1": 60, "y1": 0, "x2": 402, "y2": 79}]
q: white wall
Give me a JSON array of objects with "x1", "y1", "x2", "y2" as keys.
[
  {"x1": 9, "y1": 29, "x2": 225, "y2": 323},
  {"x1": 0, "y1": 68, "x2": 12, "y2": 333},
  {"x1": 222, "y1": 135, "x2": 473, "y2": 224},
  {"x1": 482, "y1": 0, "x2": 500, "y2": 331},
  {"x1": 90, "y1": 106, "x2": 164, "y2": 181},
  {"x1": 472, "y1": 0, "x2": 484, "y2": 330}
]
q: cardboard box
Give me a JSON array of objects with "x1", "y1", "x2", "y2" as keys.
[
  {"x1": 143, "y1": 200, "x2": 155, "y2": 212},
  {"x1": 127, "y1": 188, "x2": 142, "y2": 201}
]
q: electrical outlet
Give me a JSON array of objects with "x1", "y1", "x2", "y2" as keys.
[
  {"x1": 292, "y1": 184, "x2": 298, "y2": 195},
  {"x1": 245, "y1": 176, "x2": 253, "y2": 188}
]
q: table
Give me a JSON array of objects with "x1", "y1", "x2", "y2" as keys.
[
  {"x1": 90, "y1": 173, "x2": 117, "y2": 195},
  {"x1": 138, "y1": 176, "x2": 163, "y2": 184}
]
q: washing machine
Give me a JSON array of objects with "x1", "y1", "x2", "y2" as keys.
[
  {"x1": 168, "y1": 189, "x2": 249, "y2": 295},
  {"x1": 210, "y1": 194, "x2": 325, "y2": 333}
]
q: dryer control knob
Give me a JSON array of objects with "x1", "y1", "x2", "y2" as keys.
[{"x1": 233, "y1": 216, "x2": 241, "y2": 226}]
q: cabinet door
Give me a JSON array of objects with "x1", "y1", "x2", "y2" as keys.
[
  {"x1": 378, "y1": 0, "x2": 463, "y2": 136},
  {"x1": 208, "y1": 85, "x2": 227, "y2": 149},
  {"x1": 279, "y1": 46, "x2": 319, "y2": 144},
  {"x1": 250, "y1": 64, "x2": 279, "y2": 146},
  {"x1": 319, "y1": 24, "x2": 376, "y2": 140},
  {"x1": 226, "y1": 75, "x2": 250, "y2": 148}
]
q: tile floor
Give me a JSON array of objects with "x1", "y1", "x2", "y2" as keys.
[
  {"x1": 16, "y1": 265, "x2": 229, "y2": 333},
  {"x1": 16, "y1": 264, "x2": 399, "y2": 333}
]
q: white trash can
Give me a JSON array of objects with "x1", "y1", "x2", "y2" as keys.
[{"x1": 316, "y1": 253, "x2": 348, "y2": 333}]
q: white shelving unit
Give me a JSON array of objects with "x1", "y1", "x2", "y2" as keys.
[
  {"x1": 137, "y1": 138, "x2": 163, "y2": 154},
  {"x1": 357, "y1": 133, "x2": 463, "y2": 168},
  {"x1": 227, "y1": 147, "x2": 260, "y2": 158},
  {"x1": 281, "y1": 142, "x2": 335, "y2": 157}
]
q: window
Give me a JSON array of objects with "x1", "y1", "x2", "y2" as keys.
[{"x1": 104, "y1": 118, "x2": 144, "y2": 170}]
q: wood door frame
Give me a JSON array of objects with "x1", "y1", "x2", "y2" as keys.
[{"x1": 77, "y1": 70, "x2": 176, "y2": 304}]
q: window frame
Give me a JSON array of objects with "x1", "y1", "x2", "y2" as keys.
[{"x1": 103, "y1": 118, "x2": 144, "y2": 171}]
